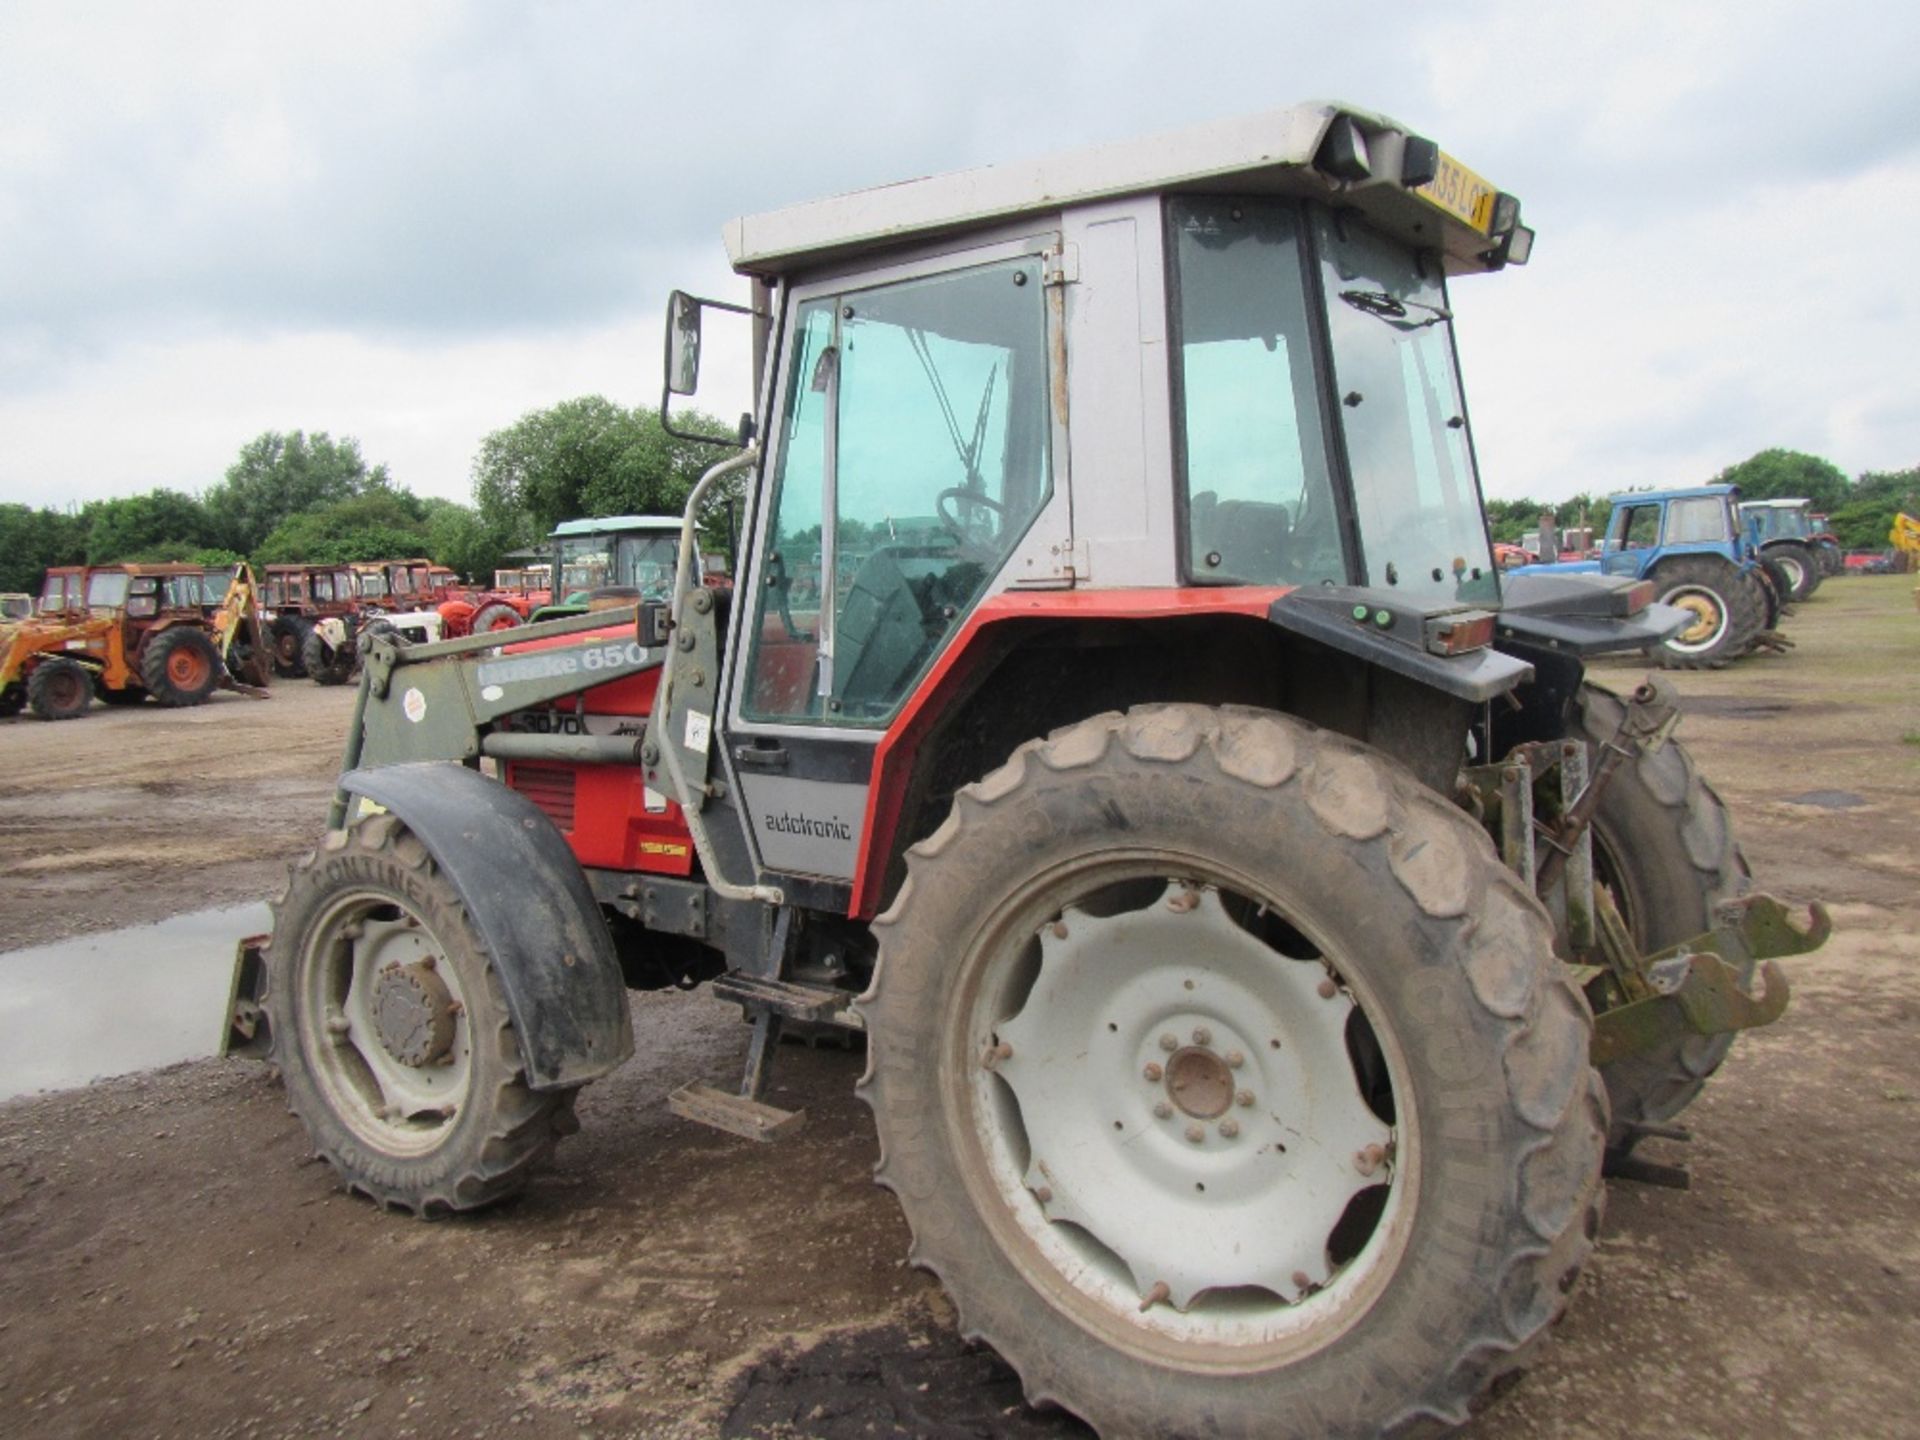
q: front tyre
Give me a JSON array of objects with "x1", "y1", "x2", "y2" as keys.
[
  {"x1": 27, "y1": 658, "x2": 93, "y2": 720},
  {"x1": 1573, "y1": 685, "x2": 1749, "y2": 1147},
  {"x1": 300, "y1": 627, "x2": 357, "y2": 686},
  {"x1": 859, "y1": 706, "x2": 1606, "y2": 1438},
  {"x1": 265, "y1": 814, "x2": 577, "y2": 1214}
]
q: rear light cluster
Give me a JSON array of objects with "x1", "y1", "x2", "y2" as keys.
[{"x1": 1424, "y1": 611, "x2": 1496, "y2": 656}]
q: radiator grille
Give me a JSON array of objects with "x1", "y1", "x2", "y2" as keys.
[{"x1": 509, "y1": 764, "x2": 576, "y2": 832}]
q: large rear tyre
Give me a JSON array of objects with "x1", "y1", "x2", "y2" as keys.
[
  {"x1": 1572, "y1": 686, "x2": 1749, "y2": 1148},
  {"x1": 27, "y1": 659, "x2": 92, "y2": 720},
  {"x1": 859, "y1": 706, "x2": 1605, "y2": 1438},
  {"x1": 468, "y1": 601, "x2": 524, "y2": 634},
  {"x1": 266, "y1": 814, "x2": 578, "y2": 1214},
  {"x1": 141, "y1": 627, "x2": 222, "y2": 707},
  {"x1": 1649, "y1": 557, "x2": 1761, "y2": 669},
  {"x1": 1767, "y1": 541, "x2": 1821, "y2": 601},
  {"x1": 300, "y1": 627, "x2": 357, "y2": 686},
  {"x1": 1748, "y1": 562, "x2": 1786, "y2": 632}
]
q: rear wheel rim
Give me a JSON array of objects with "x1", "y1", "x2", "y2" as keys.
[
  {"x1": 48, "y1": 669, "x2": 86, "y2": 710},
  {"x1": 953, "y1": 857, "x2": 1415, "y2": 1359},
  {"x1": 1659, "y1": 585, "x2": 1727, "y2": 652},
  {"x1": 167, "y1": 646, "x2": 210, "y2": 688}
]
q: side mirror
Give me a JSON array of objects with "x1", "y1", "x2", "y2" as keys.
[{"x1": 666, "y1": 291, "x2": 702, "y2": 397}]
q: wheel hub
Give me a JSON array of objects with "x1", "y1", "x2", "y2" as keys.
[
  {"x1": 371, "y1": 959, "x2": 456, "y2": 1067},
  {"x1": 1166, "y1": 1046, "x2": 1233, "y2": 1119},
  {"x1": 991, "y1": 883, "x2": 1394, "y2": 1310},
  {"x1": 1673, "y1": 595, "x2": 1719, "y2": 643}
]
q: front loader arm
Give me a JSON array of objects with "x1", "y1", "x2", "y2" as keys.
[{"x1": 329, "y1": 604, "x2": 663, "y2": 829}]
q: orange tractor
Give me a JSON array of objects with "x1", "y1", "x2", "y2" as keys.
[{"x1": 0, "y1": 562, "x2": 270, "y2": 719}]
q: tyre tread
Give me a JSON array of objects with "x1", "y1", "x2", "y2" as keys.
[{"x1": 860, "y1": 705, "x2": 1605, "y2": 1437}]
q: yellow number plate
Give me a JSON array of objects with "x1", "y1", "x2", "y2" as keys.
[{"x1": 1416, "y1": 152, "x2": 1497, "y2": 235}]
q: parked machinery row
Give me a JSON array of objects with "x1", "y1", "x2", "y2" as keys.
[{"x1": 1514, "y1": 487, "x2": 1844, "y2": 669}]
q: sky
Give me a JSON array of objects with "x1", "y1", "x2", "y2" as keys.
[{"x1": 3, "y1": 0, "x2": 1917, "y2": 512}]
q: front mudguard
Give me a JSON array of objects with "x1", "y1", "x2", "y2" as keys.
[{"x1": 328, "y1": 762, "x2": 633, "y2": 1090}]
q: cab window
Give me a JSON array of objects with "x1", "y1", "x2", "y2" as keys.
[
  {"x1": 86, "y1": 572, "x2": 131, "y2": 609},
  {"x1": 1613, "y1": 505, "x2": 1661, "y2": 549},
  {"x1": 745, "y1": 255, "x2": 1053, "y2": 724},
  {"x1": 1664, "y1": 497, "x2": 1725, "y2": 545}
]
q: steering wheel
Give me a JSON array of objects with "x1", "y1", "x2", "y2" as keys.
[{"x1": 936, "y1": 486, "x2": 1008, "y2": 559}]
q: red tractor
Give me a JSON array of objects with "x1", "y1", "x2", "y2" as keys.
[
  {"x1": 260, "y1": 563, "x2": 364, "y2": 679},
  {"x1": 233, "y1": 103, "x2": 1825, "y2": 1437},
  {"x1": 438, "y1": 565, "x2": 553, "y2": 638}
]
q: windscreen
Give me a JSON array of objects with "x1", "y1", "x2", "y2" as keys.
[
  {"x1": 554, "y1": 536, "x2": 612, "y2": 595},
  {"x1": 86, "y1": 572, "x2": 131, "y2": 609},
  {"x1": 1314, "y1": 212, "x2": 1497, "y2": 604}
]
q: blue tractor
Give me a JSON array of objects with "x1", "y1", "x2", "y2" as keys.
[{"x1": 1525, "y1": 485, "x2": 1780, "y2": 668}]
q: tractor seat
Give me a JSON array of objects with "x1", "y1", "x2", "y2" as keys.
[{"x1": 1190, "y1": 492, "x2": 1293, "y2": 580}]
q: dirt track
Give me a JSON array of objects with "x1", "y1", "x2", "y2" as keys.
[{"x1": 2, "y1": 578, "x2": 1918, "y2": 1439}]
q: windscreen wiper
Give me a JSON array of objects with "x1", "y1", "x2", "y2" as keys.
[{"x1": 1339, "y1": 289, "x2": 1452, "y2": 330}]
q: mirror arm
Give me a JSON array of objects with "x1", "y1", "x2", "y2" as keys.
[{"x1": 660, "y1": 290, "x2": 767, "y2": 448}]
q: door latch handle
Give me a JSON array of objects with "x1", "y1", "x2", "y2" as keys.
[{"x1": 733, "y1": 743, "x2": 789, "y2": 771}]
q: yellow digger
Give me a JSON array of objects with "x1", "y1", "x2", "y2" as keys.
[
  {"x1": 1892, "y1": 513, "x2": 1920, "y2": 610},
  {"x1": 0, "y1": 562, "x2": 271, "y2": 720}
]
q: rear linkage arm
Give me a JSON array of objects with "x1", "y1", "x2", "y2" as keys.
[{"x1": 1465, "y1": 676, "x2": 1827, "y2": 1067}]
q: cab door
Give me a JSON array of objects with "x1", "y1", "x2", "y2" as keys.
[{"x1": 719, "y1": 237, "x2": 1063, "y2": 889}]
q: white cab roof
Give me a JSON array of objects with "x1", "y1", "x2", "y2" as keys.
[{"x1": 724, "y1": 101, "x2": 1516, "y2": 279}]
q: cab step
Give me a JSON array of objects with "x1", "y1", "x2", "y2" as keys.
[
  {"x1": 711, "y1": 971, "x2": 863, "y2": 1029},
  {"x1": 667, "y1": 1082, "x2": 807, "y2": 1143}
]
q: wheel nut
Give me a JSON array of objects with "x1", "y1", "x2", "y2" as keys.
[
  {"x1": 1033, "y1": 1185, "x2": 1053, "y2": 1204},
  {"x1": 1317, "y1": 978, "x2": 1337, "y2": 1000},
  {"x1": 981, "y1": 1041, "x2": 1013, "y2": 1070},
  {"x1": 1159, "y1": 1033, "x2": 1178, "y2": 1052},
  {"x1": 1355, "y1": 1143, "x2": 1387, "y2": 1176},
  {"x1": 1218, "y1": 1119, "x2": 1239, "y2": 1138},
  {"x1": 1292, "y1": 1270, "x2": 1312, "y2": 1291},
  {"x1": 1192, "y1": 1026, "x2": 1212, "y2": 1046},
  {"x1": 1185, "y1": 1124, "x2": 1204, "y2": 1144},
  {"x1": 1050, "y1": 921, "x2": 1069, "y2": 940},
  {"x1": 1236, "y1": 1089, "x2": 1254, "y2": 1108},
  {"x1": 1153, "y1": 1101, "x2": 1174, "y2": 1120},
  {"x1": 1224, "y1": 1050, "x2": 1244, "y2": 1069},
  {"x1": 1143, "y1": 1062, "x2": 1164, "y2": 1082}
]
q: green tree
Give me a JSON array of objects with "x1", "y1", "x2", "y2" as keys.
[
  {"x1": 0, "y1": 505, "x2": 85, "y2": 594},
  {"x1": 254, "y1": 492, "x2": 429, "y2": 566},
  {"x1": 1827, "y1": 465, "x2": 1920, "y2": 549},
  {"x1": 472, "y1": 397, "x2": 735, "y2": 539},
  {"x1": 421, "y1": 499, "x2": 517, "y2": 583},
  {"x1": 1712, "y1": 448, "x2": 1851, "y2": 513},
  {"x1": 80, "y1": 488, "x2": 216, "y2": 563},
  {"x1": 204, "y1": 430, "x2": 392, "y2": 554}
]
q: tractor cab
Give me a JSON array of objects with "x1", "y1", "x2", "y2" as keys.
[
  {"x1": 548, "y1": 516, "x2": 682, "y2": 604},
  {"x1": 661, "y1": 101, "x2": 1670, "y2": 895}
]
